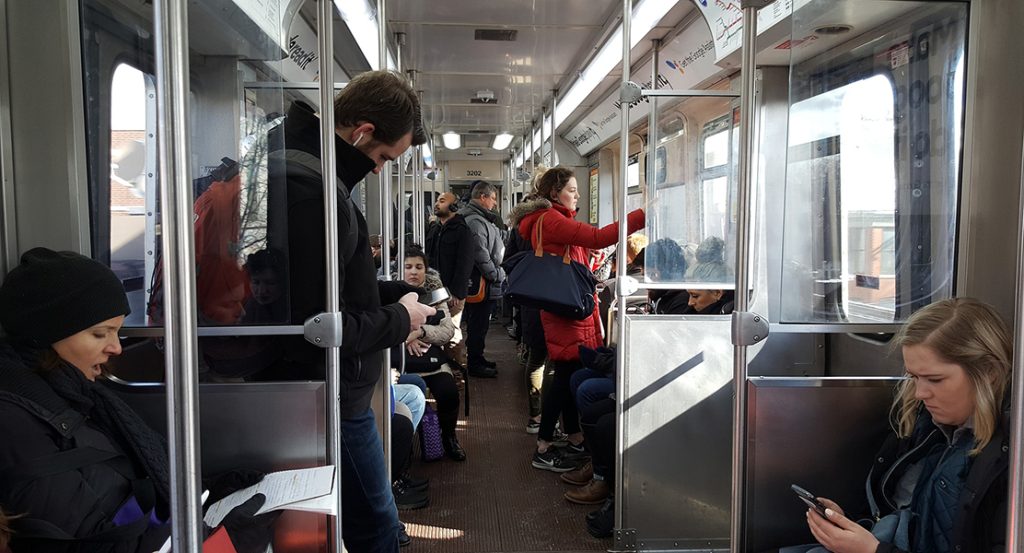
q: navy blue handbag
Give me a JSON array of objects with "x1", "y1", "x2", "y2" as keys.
[{"x1": 503, "y1": 213, "x2": 598, "y2": 321}]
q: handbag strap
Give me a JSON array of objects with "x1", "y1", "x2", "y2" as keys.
[{"x1": 532, "y1": 212, "x2": 572, "y2": 265}]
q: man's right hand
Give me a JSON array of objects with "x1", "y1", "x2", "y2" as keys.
[
  {"x1": 448, "y1": 296, "x2": 465, "y2": 316},
  {"x1": 398, "y1": 292, "x2": 436, "y2": 332}
]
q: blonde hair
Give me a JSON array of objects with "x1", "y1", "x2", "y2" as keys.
[
  {"x1": 891, "y1": 297, "x2": 1012, "y2": 455},
  {"x1": 529, "y1": 164, "x2": 550, "y2": 195},
  {"x1": 625, "y1": 234, "x2": 649, "y2": 263}
]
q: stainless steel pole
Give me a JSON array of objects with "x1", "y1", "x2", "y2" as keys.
[
  {"x1": 377, "y1": 0, "x2": 394, "y2": 486},
  {"x1": 647, "y1": 40, "x2": 660, "y2": 196},
  {"x1": 1006, "y1": 135, "x2": 1024, "y2": 552},
  {"x1": 542, "y1": 106, "x2": 549, "y2": 166},
  {"x1": 550, "y1": 90, "x2": 558, "y2": 166},
  {"x1": 613, "y1": 0, "x2": 632, "y2": 531},
  {"x1": 729, "y1": 5, "x2": 761, "y2": 552},
  {"x1": 152, "y1": 0, "x2": 202, "y2": 550},
  {"x1": 316, "y1": 1, "x2": 345, "y2": 550}
]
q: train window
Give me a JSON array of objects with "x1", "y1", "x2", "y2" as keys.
[
  {"x1": 109, "y1": 63, "x2": 155, "y2": 327},
  {"x1": 644, "y1": 95, "x2": 736, "y2": 287},
  {"x1": 782, "y1": 0, "x2": 968, "y2": 323}
]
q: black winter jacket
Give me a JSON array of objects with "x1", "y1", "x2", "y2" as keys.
[
  {"x1": 0, "y1": 345, "x2": 168, "y2": 553},
  {"x1": 273, "y1": 101, "x2": 412, "y2": 418},
  {"x1": 870, "y1": 408, "x2": 1008, "y2": 553},
  {"x1": 426, "y1": 214, "x2": 475, "y2": 300}
]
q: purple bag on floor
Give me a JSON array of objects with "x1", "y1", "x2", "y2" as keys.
[{"x1": 418, "y1": 405, "x2": 444, "y2": 462}]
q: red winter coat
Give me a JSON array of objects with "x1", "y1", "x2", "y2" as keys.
[{"x1": 518, "y1": 203, "x2": 645, "y2": 361}]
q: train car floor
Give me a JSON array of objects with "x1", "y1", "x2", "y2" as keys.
[{"x1": 400, "y1": 319, "x2": 609, "y2": 553}]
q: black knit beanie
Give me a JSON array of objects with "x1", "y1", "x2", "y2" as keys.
[{"x1": 0, "y1": 248, "x2": 130, "y2": 345}]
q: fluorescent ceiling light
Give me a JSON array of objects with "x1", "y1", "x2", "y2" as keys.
[
  {"x1": 492, "y1": 133, "x2": 513, "y2": 150},
  {"x1": 442, "y1": 132, "x2": 461, "y2": 150},
  {"x1": 335, "y1": 0, "x2": 397, "y2": 71},
  {"x1": 553, "y1": 0, "x2": 677, "y2": 130}
]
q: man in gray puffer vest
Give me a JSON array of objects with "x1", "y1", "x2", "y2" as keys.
[{"x1": 461, "y1": 180, "x2": 505, "y2": 377}]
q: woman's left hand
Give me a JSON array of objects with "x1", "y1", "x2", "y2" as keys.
[
  {"x1": 806, "y1": 504, "x2": 879, "y2": 553},
  {"x1": 406, "y1": 339, "x2": 430, "y2": 357}
]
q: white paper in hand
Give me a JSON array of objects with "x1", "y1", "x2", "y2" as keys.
[{"x1": 203, "y1": 466, "x2": 335, "y2": 527}]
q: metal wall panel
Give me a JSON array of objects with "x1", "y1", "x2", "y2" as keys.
[
  {"x1": 621, "y1": 316, "x2": 734, "y2": 550},
  {"x1": 745, "y1": 378, "x2": 898, "y2": 552}
]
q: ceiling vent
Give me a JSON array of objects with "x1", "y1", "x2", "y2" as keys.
[
  {"x1": 466, "y1": 129, "x2": 491, "y2": 134},
  {"x1": 475, "y1": 29, "x2": 518, "y2": 41},
  {"x1": 467, "y1": 149, "x2": 483, "y2": 157},
  {"x1": 469, "y1": 90, "x2": 497, "y2": 105}
]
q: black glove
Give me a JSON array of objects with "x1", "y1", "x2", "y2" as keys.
[
  {"x1": 221, "y1": 493, "x2": 280, "y2": 553},
  {"x1": 378, "y1": 280, "x2": 423, "y2": 304},
  {"x1": 205, "y1": 469, "x2": 265, "y2": 509}
]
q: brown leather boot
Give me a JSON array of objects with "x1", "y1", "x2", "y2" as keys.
[
  {"x1": 560, "y1": 460, "x2": 593, "y2": 486},
  {"x1": 563, "y1": 478, "x2": 609, "y2": 505}
]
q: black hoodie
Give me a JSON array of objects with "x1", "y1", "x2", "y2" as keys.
[
  {"x1": 426, "y1": 213, "x2": 475, "y2": 299},
  {"x1": 272, "y1": 101, "x2": 412, "y2": 419}
]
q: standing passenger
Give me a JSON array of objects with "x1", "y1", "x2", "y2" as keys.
[
  {"x1": 272, "y1": 70, "x2": 436, "y2": 553},
  {"x1": 516, "y1": 167, "x2": 645, "y2": 472},
  {"x1": 426, "y1": 192, "x2": 475, "y2": 352},
  {"x1": 461, "y1": 181, "x2": 505, "y2": 378}
]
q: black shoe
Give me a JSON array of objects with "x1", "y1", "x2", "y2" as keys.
[
  {"x1": 398, "y1": 521, "x2": 411, "y2": 547},
  {"x1": 586, "y1": 497, "x2": 615, "y2": 538},
  {"x1": 393, "y1": 479, "x2": 430, "y2": 510},
  {"x1": 553, "y1": 441, "x2": 590, "y2": 463},
  {"x1": 399, "y1": 472, "x2": 429, "y2": 492},
  {"x1": 468, "y1": 365, "x2": 497, "y2": 378},
  {"x1": 443, "y1": 434, "x2": 467, "y2": 461},
  {"x1": 482, "y1": 358, "x2": 498, "y2": 369},
  {"x1": 531, "y1": 448, "x2": 577, "y2": 473}
]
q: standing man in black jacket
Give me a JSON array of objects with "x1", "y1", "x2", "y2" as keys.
[
  {"x1": 426, "y1": 192, "x2": 475, "y2": 340},
  {"x1": 271, "y1": 70, "x2": 435, "y2": 553}
]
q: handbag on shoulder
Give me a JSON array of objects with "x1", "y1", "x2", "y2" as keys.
[{"x1": 503, "y1": 213, "x2": 598, "y2": 321}]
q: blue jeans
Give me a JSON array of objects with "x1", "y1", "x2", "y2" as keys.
[
  {"x1": 398, "y1": 373, "x2": 428, "y2": 394},
  {"x1": 340, "y1": 409, "x2": 400, "y2": 553},
  {"x1": 393, "y1": 383, "x2": 425, "y2": 428},
  {"x1": 570, "y1": 368, "x2": 614, "y2": 412}
]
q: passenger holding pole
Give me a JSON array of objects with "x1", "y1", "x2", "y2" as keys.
[
  {"x1": 789, "y1": 298, "x2": 1011, "y2": 553},
  {"x1": 516, "y1": 167, "x2": 645, "y2": 472}
]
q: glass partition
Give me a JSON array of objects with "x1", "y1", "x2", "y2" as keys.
[
  {"x1": 781, "y1": 0, "x2": 967, "y2": 323},
  {"x1": 643, "y1": 94, "x2": 738, "y2": 290}
]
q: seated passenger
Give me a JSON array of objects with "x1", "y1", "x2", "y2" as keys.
[
  {"x1": 241, "y1": 248, "x2": 287, "y2": 324},
  {"x1": 0, "y1": 248, "x2": 275, "y2": 552},
  {"x1": 792, "y1": 297, "x2": 1010, "y2": 553},
  {"x1": 644, "y1": 238, "x2": 689, "y2": 313},
  {"x1": 395, "y1": 245, "x2": 465, "y2": 462}
]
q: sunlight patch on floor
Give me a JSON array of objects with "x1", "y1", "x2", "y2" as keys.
[{"x1": 405, "y1": 522, "x2": 466, "y2": 540}]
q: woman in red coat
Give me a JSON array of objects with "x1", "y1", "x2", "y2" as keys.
[{"x1": 517, "y1": 167, "x2": 645, "y2": 472}]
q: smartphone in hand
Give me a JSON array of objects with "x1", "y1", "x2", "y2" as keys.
[
  {"x1": 419, "y1": 287, "x2": 451, "y2": 307},
  {"x1": 791, "y1": 484, "x2": 829, "y2": 518}
]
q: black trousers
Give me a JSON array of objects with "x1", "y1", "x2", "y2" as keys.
[
  {"x1": 580, "y1": 397, "x2": 616, "y2": 482},
  {"x1": 539, "y1": 359, "x2": 582, "y2": 442},
  {"x1": 421, "y1": 372, "x2": 460, "y2": 436},
  {"x1": 390, "y1": 412, "x2": 414, "y2": 482},
  {"x1": 463, "y1": 299, "x2": 496, "y2": 367}
]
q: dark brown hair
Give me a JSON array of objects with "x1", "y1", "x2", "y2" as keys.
[
  {"x1": 535, "y1": 167, "x2": 575, "y2": 204},
  {"x1": 0, "y1": 507, "x2": 15, "y2": 549},
  {"x1": 333, "y1": 70, "x2": 418, "y2": 145}
]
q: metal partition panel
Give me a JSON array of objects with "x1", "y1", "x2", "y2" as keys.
[
  {"x1": 108, "y1": 381, "x2": 328, "y2": 551},
  {"x1": 745, "y1": 378, "x2": 899, "y2": 552},
  {"x1": 621, "y1": 315, "x2": 734, "y2": 550}
]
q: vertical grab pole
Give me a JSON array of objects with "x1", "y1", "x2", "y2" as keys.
[
  {"x1": 1006, "y1": 138, "x2": 1024, "y2": 551},
  {"x1": 550, "y1": 91, "x2": 559, "y2": 167},
  {"x1": 152, "y1": 0, "x2": 203, "y2": 550},
  {"x1": 613, "y1": 0, "x2": 632, "y2": 530},
  {"x1": 376, "y1": 0, "x2": 394, "y2": 484},
  {"x1": 647, "y1": 39, "x2": 660, "y2": 198},
  {"x1": 730, "y1": 4, "x2": 761, "y2": 552},
  {"x1": 315, "y1": 1, "x2": 345, "y2": 550}
]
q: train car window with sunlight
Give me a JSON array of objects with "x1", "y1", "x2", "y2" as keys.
[{"x1": 109, "y1": 63, "x2": 154, "y2": 327}]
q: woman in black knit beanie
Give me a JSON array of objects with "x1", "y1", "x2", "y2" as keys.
[{"x1": 0, "y1": 248, "x2": 274, "y2": 553}]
